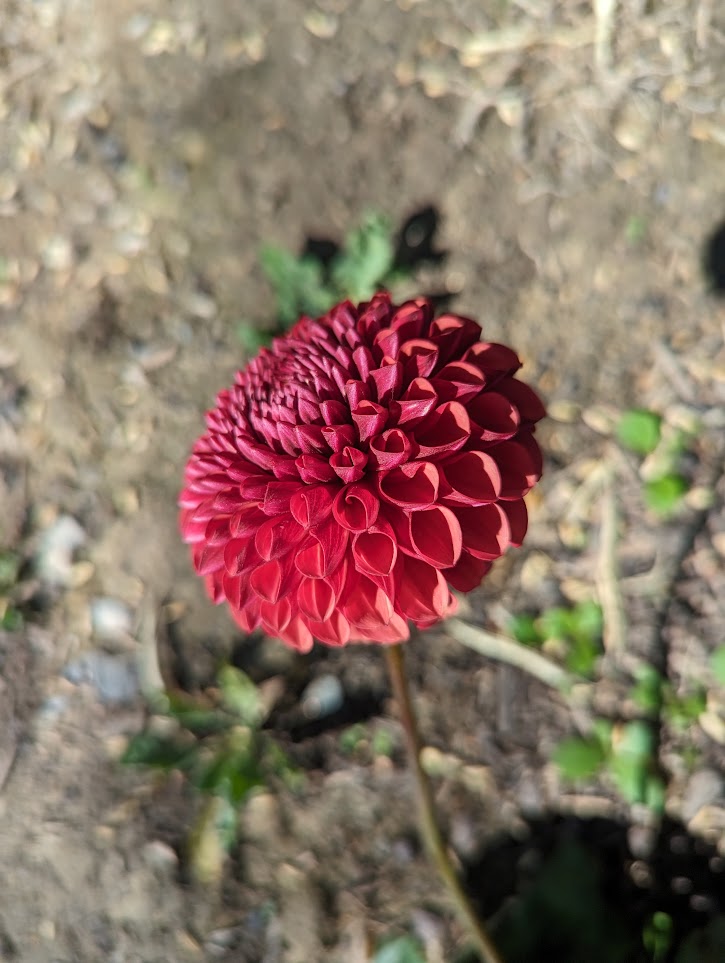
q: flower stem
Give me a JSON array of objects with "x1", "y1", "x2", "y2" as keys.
[{"x1": 384, "y1": 643, "x2": 505, "y2": 963}]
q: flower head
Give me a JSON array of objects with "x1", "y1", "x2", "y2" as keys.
[{"x1": 180, "y1": 293, "x2": 544, "y2": 651}]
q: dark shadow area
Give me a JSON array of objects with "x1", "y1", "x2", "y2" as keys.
[
  {"x1": 703, "y1": 220, "x2": 725, "y2": 296},
  {"x1": 464, "y1": 814, "x2": 725, "y2": 963}
]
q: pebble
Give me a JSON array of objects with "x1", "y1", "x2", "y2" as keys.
[
  {"x1": 301, "y1": 674, "x2": 344, "y2": 719},
  {"x1": 63, "y1": 650, "x2": 139, "y2": 705},
  {"x1": 41, "y1": 235, "x2": 74, "y2": 272},
  {"x1": 143, "y1": 839, "x2": 179, "y2": 874},
  {"x1": 36, "y1": 514, "x2": 86, "y2": 586},
  {"x1": 681, "y1": 769, "x2": 724, "y2": 824},
  {"x1": 90, "y1": 597, "x2": 133, "y2": 642}
]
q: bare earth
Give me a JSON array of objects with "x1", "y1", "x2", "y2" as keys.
[{"x1": 2, "y1": 1, "x2": 725, "y2": 961}]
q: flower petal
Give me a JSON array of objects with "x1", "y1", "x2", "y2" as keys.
[
  {"x1": 377, "y1": 461, "x2": 439, "y2": 508},
  {"x1": 414, "y1": 401, "x2": 471, "y2": 458},
  {"x1": 456, "y1": 504, "x2": 511, "y2": 560},
  {"x1": 332, "y1": 484, "x2": 380, "y2": 532},
  {"x1": 408, "y1": 505, "x2": 462, "y2": 569},
  {"x1": 440, "y1": 450, "x2": 501, "y2": 505}
]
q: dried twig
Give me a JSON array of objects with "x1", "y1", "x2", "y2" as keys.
[
  {"x1": 446, "y1": 618, "x2": 575, "y2": 691},
  {"x1": 597, "y1": 469, "x2": 628, "y2": 652}
]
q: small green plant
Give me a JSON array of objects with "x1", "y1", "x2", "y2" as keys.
[
  {"x1": 509, "y1": 599, "x2": 603, "y2": 676},
  {"x1": 616, "y1": 409, "x2": 661, "y2": 456},
  {"x1": 123, "y1": 665, "x2": 296, "y2": 882},
  {"x1": 554, "y1": 718, "x2": 665, "y2": 811},
  {"x1": 630, "y1": 664, "x2": 707, "y2": 731},
  {"x1": 374, "y1": 935, "x2": 426, "y2": 963},
  {"x1": 710, "y1": 646, "x2": 725, "y2": 686},
  {"x1": 643, "y1": 911, "x2": 674, "y2": 962},
  {"x1": 238, "y1": 212, "x2": 405, "y2": 347},
  {"x1": 0, "y1": 549, "x2": 24, "y2": 630}
]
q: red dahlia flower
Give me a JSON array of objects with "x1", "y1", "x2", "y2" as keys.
[{"x1": 180, "y1": 293, "x2": 544, "y2": 651}]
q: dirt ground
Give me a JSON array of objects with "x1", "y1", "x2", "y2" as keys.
[{"x1": 2, "y1": 1, "x2": 725, "y2": 961}]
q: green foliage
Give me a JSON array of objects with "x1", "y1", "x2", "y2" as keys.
[
  {"x1": 123, "y1": 665, "x2": 295, "y2": 861},
  {"x1": 260, "y1": 245, "x2": 337, "y2": 327},
  {"x1": 642, "y1": 912, "x2": 674, "y2": 962},
  {"x1": 616, "y1": 409, "x2": 662, "y2": 456},
  {"x1": 374, "y1": 936, "x2": 426, "y2": 963},
  {"x1": 509, "y1": 600, "x2": 603, "y2": 677},
  {"x1": 331, "y1": 213, "x2": 396, "y2": 302},
  {"x1": 644, "y1": 474, "x2": 688, "y2": 517},
  {"x1": 0, "y1": 550, "x2": 21, "y2": 589},
  {"x1": 712, "y1": 647, "x2": 725, "y2": 685},
  {"x1": 553, "y1": 737, "x2": 607, "y2": 781},
  {"x1": 339, "y1": 723, "x2": 367, "y2": 755}
]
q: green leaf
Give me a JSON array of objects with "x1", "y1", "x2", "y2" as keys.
[
  {"x1": 0, "y1": 551, "x2": 20, "y2": 589},
  {"x1": 630, "y1": 665, "x2": 663, "y2": 715},
  {"x1": 643, "y1": 911, "x2": 673, "y2": 962},
  {"x1": 331, "y1": 213, "x2": 396, "y2": 302},
  {"x1": 509, "y1": 613, "x2": 544, "y2": 647},
  {"x1": 645, "y1": 775, "x2": 667, "y2": 814},
  {"x1": 121, "y1": 732, "x2": 195, "y2": 770},
  {"x1": 193, "y1": 742, "x2": 264, "y2": 807},
  {"x1": 1, "y1": 605, "x2": 23, "y2": 631},
  {"x1": 616, "y1": 720, "x2": 655, "y2": 759},
  {"x1": 538, "y1": 606, "x2": 575, "y2": 642},
  {"x1": 374, "y1": 936, "x2": 427, "y2": 963},
  {"x1": 711, "y1": 647, "x2": 725, "y2": 686},
  {"x1": 570, "y1": 601, "x2": 603, "y2": 643},
  {"x1": 644, "y1": 474, "x2": 688, "y2": 516},
  {"x1": 260, "y1": 245, "x2": 336, "y2": 326},
  {"x1": 565, "y1": 635, "x2": 600, "y2": 677},
  {"x1": 553, "y1": 737, "x2": 606, "y2": 781},
  {"x1": 218, "y1": 666, "x2": 263, "y2": 727},
  {"x1": 609, "y1": 753, "x2": 649, "y2": 804},
  {"x1": 616, "y1": 409, "x2": 662, "y2": 456}
]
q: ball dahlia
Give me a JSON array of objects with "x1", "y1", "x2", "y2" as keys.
[{"x1": 180, "y1": 293, "x2": 544, "y2": 651}]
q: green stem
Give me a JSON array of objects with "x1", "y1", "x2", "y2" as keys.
[{"x1": 385, "y1": 643, "x2": 505, "y2": 963}]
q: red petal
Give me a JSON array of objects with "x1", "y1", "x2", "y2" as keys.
[
  {"x1": 368, "y1": 361, "x2": 402, "y2": 405},
  {"x1": 330, "y1": 446, "x2": 368, "y2": 483},
  {"x1": 368, "y1": 428, "x2": 414, "y2": 469},
  {"x1": 464, "y1": 342, "x2": 521, "y2": 384},
  {"x1": 223, "y1": 536, "x2": 256, "y2": 576},
  {"x1": 295, "y1": 424, "x2": 327, "y2": 454},
  {"x1": 279, "y1": 615, "x2": 314, "y2": 653},
  {"x1": 397, "y1": 556, "x2": 451, "y2": 622},
  {"x1": 445, "y1": 552, "x2": 492, "y2": 592},
  {"x1": 343, "y1": 573, "x2": 394, "y2": 629},
  {"x1": 260, "y1": 597, "x2": 292, "y2": 634},
  {"x1": 351, "y1": 400, "x2": 388, "y2": 442},
  {"x1": 491, "y1": 436, "x2": 543, "y2": 498},
  {"x1": 457, "y1": 504, "x2": 511, "y2": 560},
  {"x1": 297, "y1": 577, "x2": 336, "y2": 622},
  {"x1": 468, "y1": 392, "x2": 520, "y2": 443},
  {"x1": 353, "y1": 520, "x2": 398, "y2": 576},
  {"x1": 391, "y1": 377, "x2": 438, "y2": 427},
  {"x1": 352, "y1": 612, "x2": 410, "y2": 644},
  {"x1": 408, "y1": 505, "x2": 462, "y2": 569},
  {"x1": 255, "y1": 514, "x2": 305, "y2": 560},
  {"x1": 195, "y1": 544, "x2": 225, "y2": 576},
  {"x1": 501, "y1": 498, "x2": 528, "y2": 546},
  {"x1": 306, "y1": 611, "x2": 351, "y2": 646},
  {"x1": 398, "y1": 339, "x2": 439, "y2": 379},
  {"x1": 497, "y1": 378, "x2": 547, "y2": 424},
  {"x1": 440, "y1": 450, "x2": 501, "y2": 505},
  {"x1": 295, "y1": 453, "x2": 337, "y2": 483},
  {"x1": 321, "y1": 424, "x2": 356, "y2": 453},
  {"x1": 377, "y1": 461, "x2": 439, "y2": 508},
  {"x1": 290, "y1": 485, "x2": 336, "y2": 529},
  {"x1": 294, "y1": 521, "x2": 349, "y2": 578},
  {"x1": 431, "y1": 361, "x2": 485, "y2": 404},
  {"x1": 230, "y1": 505, "x2": 269, "y2": 538},
  {"x1": 428, "y1": 314, "x2": 482, "y2": 364},
  {"x1": 320, "y1": 400, "x2": 350, "y2": 426},
  {"x1": 263, "y1": 480, "x2": 304, "y2": 515},
  {"x1": 415, "y1": 401, "x2": 471, "y2": 458},
  {"x1": 332, "y1": 484, "x2": 380, "y2": 532},
  {"x1": 251, "y1": 559, "x2": 285, "y2": 602}
]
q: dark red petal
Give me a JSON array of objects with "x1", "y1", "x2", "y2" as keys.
[
  {"x1": 391, "y1": 377, "x2": 438, "y2": 427},
  {"x1": 408, "y1": 505, "x2": 463, "y2": 569},
  {"x1": 378, "y1": 460, "x2": 439, "y2": 508},
  {"x1": 369, "y1": 361, "x2": 402, "y2": 405},
  {"x1": 397, "y1": 556, "x2": 451, "y2": 622},
  {"x1": 369, "y1": 428, "x2": 414, "y2": 470},
  {"x1": 491, "y1": 436, "x2": 543, "y2": 498},
  {"x1": 390, "y1": 299, "x2": 432, "y2": 339},
  {"x1": 445, "y1": 551, "x2": 492, "y2": 592},
  {"x1": 344, "y1": 379, "x2": 371, "y2": 409},
  {"x1": 415, "y1": 401, "x2": 471, "y2": 459},
  {"x1": 330, "y1": 446, "x2": 368, "y2": 483},
  {"x1": 295, "y1": 424, "x2": 327, "y2": 454},
  {"x1": 320, "y1": 400, "x2": 349, "y2": 426},
  {"x1": 321, "y1": 424, "x2": 356, "y2": 453},
  {"x1": 290, "y1": 484, "x2": 336, "y2": 529},
  {"x1": 263, "y1": 480, "x2": 304, "y2": 515},
  {"x1": 205, "y1": 517, "x2": 230, "y2": 546},
  {"x1": 497, "y1": 378, "x2": 547, "y2": 424},
  {"x1": 431, "y1": 361, "x2": 485, "y2": 404},
  {"x1": 428, "y1": 314, "x2": 482, "y2": 364},
  {"x1": 501, "y1": 498, "x2": 528, "y2": 546},
  {"x1": 353, "y1": 519, "x2": 398, "y2": 576},
  {"x1": 456, "y1": 504, "x2": 511, "y2": 560},
  {"x1": 332, "y1": 484, "x2": 380, "y2": 532},
  {"x1": 440, "y1": 450, "x2": 501, "y2": 505},
  {"x1": 351, "y1": 400, "x2": 388, "y2": 442},
  {"x1": 464, "y1": 342, "x2": 522, "y2": 383},
  {"x1": 467, "y1": 392, "x2": 520, "y2": 443},
  {"x1": 230, "y1": 505, "x2": 268, "y2": 538},
  {"x1": 398, "y1": 339, "x2": 439, "y2": 379},
  {"x1": 352, "y1": 345, "x2": 375, "y2": 381}
]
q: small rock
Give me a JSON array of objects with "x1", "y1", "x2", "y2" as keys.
[
  {"x1": 36, "y1": 514, "x2": 86, "y2": 586},
  {"x1": 91, "y1": 597, "x2": 133, "y2": 642},
  {"x1": 301, "y1": 674, "x2": 344, "y2": 719},
  {"x1": 63, "y1": 650, "x2": 138, "y2": 705},
  {"x1": 143, "y1": 839, "x2": 179, "y2": 874},
  {"x1": 682, "y1": 769, "x2": 725, "y2": 824}
]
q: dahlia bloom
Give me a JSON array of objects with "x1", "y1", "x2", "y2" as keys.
[{"x1": 180, "y1": 293, "x2": 544, "y2": 651}]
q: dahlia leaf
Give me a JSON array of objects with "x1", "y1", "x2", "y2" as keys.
[
  {"x1": 331, "y1": 213, "x2": 396, "y2": 301},
  {"x1": 616, "y1": 408, "x2": 661, "y2": 456},
  {"x1": 260, "y1": 245, "x2": 336, "y2": 326}
]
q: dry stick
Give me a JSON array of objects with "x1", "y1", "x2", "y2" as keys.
[{"x1": 384, "y1": 644, "x2": 505, "y2": 963}]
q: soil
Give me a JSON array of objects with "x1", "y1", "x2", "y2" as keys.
[{"x1": 2, "y1": 1, "x2": 725, "y2": 961}]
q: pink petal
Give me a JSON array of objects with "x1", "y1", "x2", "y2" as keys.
[
  {"x1": 306, "y1": 611, "x2": 351, "y2": 646},
  {"x1": 353, "y1": 520, "x2": 398, "y2": 576},
  {"x1": 290, "y1": 484, "x2": 336, "y2": 529},
  {"x1": 330, "y1": 446, "x2": 368, "y2": 483},
  {"x1": 440, "y1": 450, "x2": 501, "y2": 505},
  {"x1": 297, "y1": 577, "x2": 337, "y2": 622},
  {"x1": 368, "y1": 361, "x2": 402, "y2": 405},
  {"x1": 377, "y1": 460, "x2": 439, "y2": 508},
  {"x1": 351, "y1": 400, "x2": 388, "y2": 442},
  {"x1": 408, "y1": 505, "x2": 463, "y2": 569},
  {"x1": 397, "y1": 556, "x2": 451, "y2": 622},
  {"x1": 368, "y1": 428, "x2": 414, "y2": 469},
  {"x1": 332, "y1": 484, "x2": 380, "y2": 532},
  {"x1": 255, "y1": 514, "x2": 305, "y2": 560}
]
